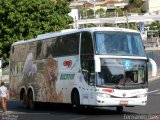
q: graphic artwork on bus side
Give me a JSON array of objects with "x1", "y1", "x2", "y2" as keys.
[
  {"x1": 45, "y1": 58, "x2": 63, "y2": 102},
  {"x1": 23, "y1": 53, "x2": 37, "y2": 77},
  {"x1": 21, "y1": 52, "x2": 63, "y2": 102}
]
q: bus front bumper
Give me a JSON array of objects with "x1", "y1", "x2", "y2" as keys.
[{"x1": 95, "y1": 97, "x2": 147, "y2": 106}]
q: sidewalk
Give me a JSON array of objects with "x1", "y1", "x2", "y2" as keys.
[
  {"x1": 149, "y1": 76, "x2": 160, "y2": 81},
  {"x1": 148, "y1": 69, "x2": 160, "y2": 81}
]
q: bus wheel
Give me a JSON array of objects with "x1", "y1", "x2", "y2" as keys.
[
  {"x1": 28, "y1": 91, "x2": 38, "y2": 110},
  {"x1": 22, "y1": 92, "x2": 28, "y2": 109},
  {"x1": 72, "y1": 90, "x2": 80, "y2": 110},
  {"x1": 116, "y1": 106, "x2": 123, "y2": 113}
]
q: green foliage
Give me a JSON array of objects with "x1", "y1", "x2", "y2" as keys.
[
  {"x1": 149, "y1": 21, "x2": 160, "y2": 36},
  {"x1": 87, "y1": 9, "x2": 94, "y2": 19},
  {"x1": 116, "y1": 8, "x2": 123, "y2": 16},
  {"x1": 149, "y1": 21, "x2": 160, "y2": 30},
  {"x1": 79, "y1": 8, "x2": 88, "y2": 19},
  {"x1": 128, "y1": 0, "x2": 143, "y2": 13},
  {"x1": 0, "y1": 0, "x2": 73, "y2": 67},
  {"x1": 129, "y1": 0, "x2": 142, "y2": 7},
  {"x1": 96, "y1": 8, "x2": 105, "y2": 18},
  {"x1": 105, "y1": 13, "x2": 115, "y2": 18},
  {"x1": 128, "y1": 7, "x2": 141, "y2": 13}
]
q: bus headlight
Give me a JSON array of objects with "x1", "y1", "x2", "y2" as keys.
[
  {"x1": 137, "y1": 94, "x2": 147, "y2": 98},
  {"x1": 97, "y1": 93, "x2": 111, "y2": 98}
]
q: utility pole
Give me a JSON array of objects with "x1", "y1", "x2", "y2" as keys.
[
  {"x1": 93, "y1": 0, "x2": 96, "y2": 19},
  {"x1": 125, "y1": 10, "x2": 129, "y2": 29}
]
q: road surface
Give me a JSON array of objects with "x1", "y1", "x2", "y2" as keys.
[{"x1": 0, "y1": 80, "x2": 160, "y2": 120}]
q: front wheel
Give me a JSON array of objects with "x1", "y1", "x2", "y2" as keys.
[
  {"x1": 116, "y1": 106, "x2": 123, "y2": 113},
  {"x1": 72, "y1": 90, "x2": 84, "y2": 112},
  {"x1": 72, "y1": 90, "x2": 80, "y2": 108}
]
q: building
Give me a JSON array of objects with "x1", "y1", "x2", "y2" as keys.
[
  {"x1": 142, "y1": 0, "x2": 160, "y2": 15},
  {"x1": 70, "y1": 0, "x2": 128, "y2": 10},
  {"x1": 69, "y1": 0, "x2": 128, "y2": 19}
]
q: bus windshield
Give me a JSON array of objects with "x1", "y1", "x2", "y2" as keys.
[
  {"x1": 94, "y1": 31, "x2": 146, "y2": 56},
  {"x1": 96, "y1": 58, "x2": 147, "y2": 89}
]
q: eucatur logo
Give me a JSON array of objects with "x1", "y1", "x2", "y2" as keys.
[{"x1": 63, "y1": 60, "x2": 72, "y2": 68}]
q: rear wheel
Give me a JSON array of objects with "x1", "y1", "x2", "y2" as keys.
[
  {"x1": 22, "y1": 92, "x2": 28, "y2": 108},
  {"x1": 28, "y1": 91, "x2": 39, "y2": 110}
]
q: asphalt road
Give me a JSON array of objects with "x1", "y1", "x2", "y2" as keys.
[{"x1": 0, "y1": 80, "x2": 160, "y2": 120}]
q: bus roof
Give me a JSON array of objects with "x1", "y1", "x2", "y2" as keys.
[{"x1": 12, "y1": 27, "x2": 140, "y2": 46}]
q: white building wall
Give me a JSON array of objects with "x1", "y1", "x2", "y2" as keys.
[
  {"x1": 69, "y1": 9, "x2": 79, "y2": 21},
  {"x1": 148, "y1": 0, "x2": 160, "y2": 14}
]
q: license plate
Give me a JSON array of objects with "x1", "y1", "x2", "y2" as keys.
[{"x1": 120, "y1": 100, "x2": 128, "y2": 105}]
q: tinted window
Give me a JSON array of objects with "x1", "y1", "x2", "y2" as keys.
[
  {"x1": 81, "y1": 32, "x2": 94, "y2": 55},
  {"x1": 36, "y1": 32, "x2": 80, "y2": 59},
  {"x1": 95, "y1": 32, "x2": 146, "y2": 56},
  {"x1": 80, "y1": 32, "x2": 94, "y2": 84},
  {"x1": 48, "y1": 33, "x2": 80, "y2": 57}
]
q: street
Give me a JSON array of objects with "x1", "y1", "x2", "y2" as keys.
[{"x1": 0, "y1": 79, "x2": 160, "y2": 120}]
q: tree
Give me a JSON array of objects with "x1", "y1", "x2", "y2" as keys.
[
  {"x1": 126, "y1": 0, "x2": 143, "y2": 13},
  {"x1": 87, "y1": 9, "x2": 94, "y2": 19},
  {"x1": 0, "y1": 0, "x2": 73, "y2": 67},
  {"x1": 149, "y1": 21, "x2": 160, "y2": 36},
  {"x1": 129, "y1": 0, "x2": 142, "y2": 7},
  {"x1": 96, "y1": 8, "x2": 105, "y2": 18},
  {"x1": 116, "y1": 8, "x2": 123, "y2": 17}
]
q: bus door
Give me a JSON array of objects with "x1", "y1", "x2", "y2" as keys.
[{"x1": 80, "y1": 32, "x2": 95, "y2": 105}]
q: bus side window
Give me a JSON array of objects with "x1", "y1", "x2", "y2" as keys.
[{"x1": 80, "y1": 32, "x2": 94, "y2": 84}]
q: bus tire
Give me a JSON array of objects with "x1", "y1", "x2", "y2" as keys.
[
  {"x1": 72, "y1": 89, "x2": 81, "y2": 111},
  {"x1": 22, "y1": 92, "x2": 28, "y2": 109},
  {"x1": 28, "y1": 91, "x2": 38, "y2": 110},
  {"x1": 116, "y1": 106, "x2": 123, "y2": 113}
]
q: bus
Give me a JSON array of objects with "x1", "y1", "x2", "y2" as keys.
[{"x1": 9, "y1": 27, "x2": 157, "y2": 112}]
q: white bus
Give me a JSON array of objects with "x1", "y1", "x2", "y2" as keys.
[{"x1": 9, "y1": 27, "x2": 157, "y2": 112}]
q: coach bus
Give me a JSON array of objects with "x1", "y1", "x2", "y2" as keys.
[{"x1": 9, "y1": 27, "x2": 157, "y2": 112}]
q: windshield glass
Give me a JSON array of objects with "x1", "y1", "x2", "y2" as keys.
[
  {"x1": 96, "y1": 58, "x2": 147, "y2": 89},
  {"x1": 95, "y1": 31, "x2": 146, "y2": 56}
]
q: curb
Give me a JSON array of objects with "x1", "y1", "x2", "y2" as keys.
[{"x1": 149, "y1": 76, "x2": 160, "y2": 81}]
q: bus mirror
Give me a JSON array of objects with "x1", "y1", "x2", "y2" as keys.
[
  {"x1": 149, "y1": 58, "x2": 157, "y2": 77},
  {"x1": 94, "y1": 56, "x2": 101, "y2": 72}
]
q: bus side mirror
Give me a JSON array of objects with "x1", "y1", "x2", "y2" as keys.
[
  {"x1": 94, "y1": 56, "x2": 101, "y2": 72},
  {"x1": 148, "y1": 58, "x2": 157, "y2": 77}
]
